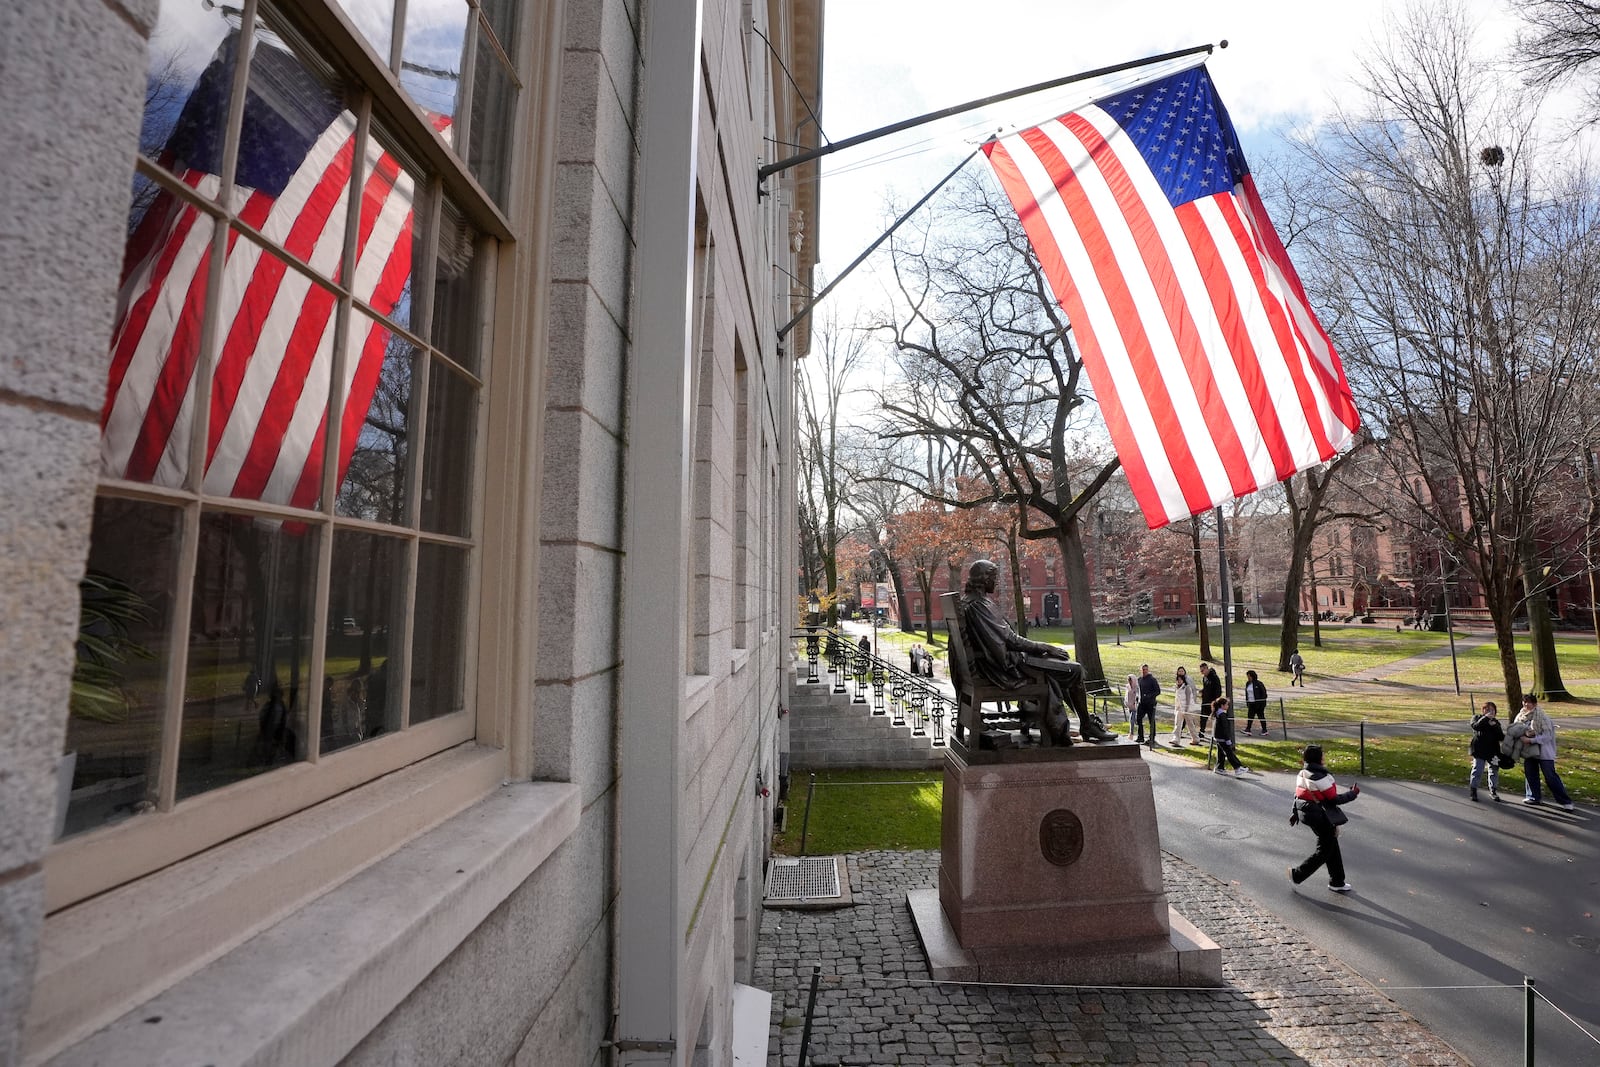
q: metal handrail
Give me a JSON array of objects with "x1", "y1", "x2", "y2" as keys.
[{"x1": 792, "y1": 626, "x2": 951, "y2": 746}]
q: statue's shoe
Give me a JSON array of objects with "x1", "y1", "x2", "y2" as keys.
[{"x1": 1079, "y1": 720, "x2": 1120, "y2": 743}]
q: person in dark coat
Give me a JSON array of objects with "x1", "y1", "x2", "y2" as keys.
[
  {"x1": 1242, "y1": 669, "x2": 1269, "y2": 734},
  {"x1": 1289, "y1": 744, "x2": 1360, "y2": 892},
  {"x1": 955, "y1": 560, "x2": 1117, "y2": 745},
  {"x1": 1468, "y1": 700, "x2": 1504, "y2": 802},
  {"x1": 1198, "y1": 662, "x2": 1222, "y2": 737},
  {"x1": 1134, "y1": 663, "x2": 1161, "y2": 747},
  {"x1": 1209, "y1": 697, "x2": 1246, "y2": 775}
]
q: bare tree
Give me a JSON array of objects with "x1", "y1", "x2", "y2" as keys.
[
  {"x1": 871, "y1": 176, "x2": 1122, "y2": 686},
  {"x1": 1514, "y1": 0, "x2": 1600, "y2": 121},
  {"x1": 796, "y1": 311, "x2": 871, "y2": 623},
  {"x1": 1297, "y1": 1, "x2": 1600, "y2": 704}
]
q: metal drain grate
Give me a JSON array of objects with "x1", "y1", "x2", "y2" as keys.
[{"x1": 765, "y1": 856, "x2": 841, "y2": 902}]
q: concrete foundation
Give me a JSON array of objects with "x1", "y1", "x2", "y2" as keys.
[{"x1": 910, "y1": 744, "x2": 1221, "y2": 987}]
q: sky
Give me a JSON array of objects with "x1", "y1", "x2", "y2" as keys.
[{"x1": 811, "y1": 0, "x2": 1525, "y2": 325}]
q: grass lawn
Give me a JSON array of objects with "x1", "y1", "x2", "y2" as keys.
[
  {"x1": 1174, "y1": 729, "x2": 1600, "y2": 804},
  {"x1": 854, "y1": 622, "x2": 1600, "y2": 720},
  {"x1": 773, "y1": 768, "x2": 943, "y2": 855},
  {"x1": 774, "y1": 734, "x2": 1600, "y2": 857}
]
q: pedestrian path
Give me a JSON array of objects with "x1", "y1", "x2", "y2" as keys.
[{"x1": 758, "y1": 850, "x2": 1468, "y2": 1066}]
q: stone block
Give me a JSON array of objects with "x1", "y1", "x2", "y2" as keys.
[
  {"x1": 0, "y1": 0, "x2": 147, "y2": 410},
  {"x1": 538, "y1": 407, "x2": 624, "y2": 547},
  {"x1": 544, "y1": 282, "x2": 627, "y2": 432},
  {"x1": 555, "y1": 46, "x2": 638, "y2": 212},
  {"x1": 530, "y1": 671, "x2": 619, "y2": 803},
  {"x1": 550, "y1": 161, "x2": 633, "y2": 325},
  {"x1": 0, "y1": 405, "x2": 100, "y2": 869},
  {"x1": 535, "y1": 543, "x2": 621, "y2": 683},
  {"x1": 937, "y1": 746, "x2": 1187, "y2": 957},
  {"x1": 0, "y1": 869, "x2": 47, "y2": 1067}
]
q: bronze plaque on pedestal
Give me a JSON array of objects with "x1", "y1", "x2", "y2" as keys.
[{"x1": 1039, "y1": 808, "x2": 1084, "y2": 867}]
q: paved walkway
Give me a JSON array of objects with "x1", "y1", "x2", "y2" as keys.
[{"x1": 757, "y1": 850, "x2": 1467, "y2": 1066}]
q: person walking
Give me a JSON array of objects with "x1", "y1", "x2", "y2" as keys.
[
  {"x1": 1198, "y1": 662, "x2": 1222, "y2": 738},
  {"x1": 1170, "y1": 666, "x2": 1201, "y2": 745},
  {"x1": 1288, "y1": 743, "x2": 1360, "y2": 892},
  {"x1": 1468, "y1": 701, "x2": 1504, "y2": 802},
  {"x1": 1122, "y1": 673, "x2": 1140, "y2": 734},
  {"x1": 1135, "y1": 663, "x2": 1161, "y2": 748},
  {"x1": 1242, "y1": 669, "x2": 1269, "y2": 735},
  {"x1": 1514, "y1": 693, "x2": 1576, "y2": 811},
  {"x1": 1209, "y1": 697, "x2": 1247, "y2": 777},
  {"x1": 1289, "y1": 649, "x2": 1306, "y2": 686}
]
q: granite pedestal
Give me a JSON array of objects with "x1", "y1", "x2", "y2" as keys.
[{"x1": 908, "y1": 742, "x2": 1221, "y2": 986}]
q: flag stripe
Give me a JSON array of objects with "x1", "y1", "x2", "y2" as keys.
[
  {"x1": 983, "y1": 65, "x2": 1359, "y2": 528},
  {"x1": 206, "y1": 119, "x2": 359, "y2": 479},
  {"x1": 1057, "y1": 112, "x2": 1262, "y2": 496},
  {"x1": 984, "y1": 138, "x2": 1176, "y2": 518}
]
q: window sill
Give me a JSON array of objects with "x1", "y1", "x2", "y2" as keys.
[{"x1": 28, "y1": 750, "x2": 579, "y2": 1065}]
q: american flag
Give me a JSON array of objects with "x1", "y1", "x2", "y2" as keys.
[
  {"x1": 984, "y1": 65, "x2": 1360, "y2": 529},
  {"x1": 103, "y1": 34, "x2": 428, "y2": 509}
]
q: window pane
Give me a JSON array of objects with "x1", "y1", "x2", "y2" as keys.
[
  {"x1": 335, "y1": 312, "x2": 419, "y2": 523},
  {"x1": 61, "y1": 499, "x2": 183, "y2": 839},
  {"x1": 410, "y1": 542, "x2": 468, "y2": 721},
  {"x1": 358, "y1": 126, "x2": 426, "y2": 335},
  {"x1": 202, "y1": 232, "x2": 340, "y2": 511},
  {"x1": 321, "y1": 530, "x2": 405, "y2": 753},
  {"x1": 139, "y1": 0, "x2": 237, "y2": 190},
  {"x1": 177, "y1": 512, "x2": 318, "y2": 800},
  {"x1": 332, "y1": 0, "x2": 395, "y2": 65},
  {"x1": 466, "y1": 32, "x2": 517, "y2": 204},
  {"x1": 429, "y1": 197, "x2": 483, "y2": 372},
  {"x1": 102, "y1": 206, "x2": 216, "y2": 489},
  {"x1": 476, "y1": 0, "x2": 519, "y2": 59},
  {"x1": 401, "y1": 0, "x2": 469, "y2": 121},
  {"x1": 235, "y1": 5, "x2": 357, "y2": 226},
  {"x1": 419, "y1": 361, "x2": 476, "y2": 536}
]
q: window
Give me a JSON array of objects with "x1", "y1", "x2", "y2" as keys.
[{"x1": 60, "y1": 0, "x2": 516, "y2": 904}]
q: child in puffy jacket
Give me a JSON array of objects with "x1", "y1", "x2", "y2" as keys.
[
  {"x1": 1289, "y1": 744, "x2": 1360, "y2": 893},
  {"x1": 1468, "y1": 701, "x2": 1504, "y2": 802}
]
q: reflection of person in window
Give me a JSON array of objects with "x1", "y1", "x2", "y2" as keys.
[{"x1": 256, "y1": 680, "x2": 295, "y2": 765}]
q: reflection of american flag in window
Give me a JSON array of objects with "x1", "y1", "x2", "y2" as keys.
[{"x1": 103, "y1": 34, "x2": 441, "y2": 509}]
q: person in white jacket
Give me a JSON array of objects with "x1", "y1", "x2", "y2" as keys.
[
  {"x1": 1169, "y1": 665, "x2": 1201, "y2": 745},
  {"x1": 1514, "y1": 693, "x2": 1576, "y2": 811}
]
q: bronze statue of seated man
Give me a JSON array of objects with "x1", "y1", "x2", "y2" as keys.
[{"x1": 957, "y1": 559, "x2": 1118, "y2": 745}]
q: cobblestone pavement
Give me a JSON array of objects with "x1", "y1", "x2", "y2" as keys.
[{"x1": 756, "y1": 850, "x2": 1468, "y2": 1066}]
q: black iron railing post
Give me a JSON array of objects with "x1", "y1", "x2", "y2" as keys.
[
  {"x1": 796, "y1": 963, "x2": 823, "y2": 1067},
  {"x1": 1524, "y1": 975, "x2": 1535, "y2": 1067}
]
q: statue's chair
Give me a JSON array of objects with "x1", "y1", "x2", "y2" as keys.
[{"x1": 941, "y1": 592, "x2": 1053, "y2": 746}]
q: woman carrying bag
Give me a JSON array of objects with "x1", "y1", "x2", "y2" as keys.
[{"x1": 1288, "y1": 744, "x2": 1360, "y2": 893}]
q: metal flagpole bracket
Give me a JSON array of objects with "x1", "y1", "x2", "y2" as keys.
[{"x1": 757, "y1": 41, "x2": 1219, "y2": 187}]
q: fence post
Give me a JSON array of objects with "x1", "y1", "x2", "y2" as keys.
[
  {"x1": 1277, "y1": 697, "x2": 1287, "y2": 740},
  {"x1": 796, "y1": 963, "x2": 822, "y2": 1067},
  {"x1": 1524, "y1": 975, "x2": 1535, "y2": 1067},
  {"x1": 799, "y1": 773, "x2": 817, "y2": 856},
  {"x1": 1359, "y1": 721, "x2": 1366, "y2": 776}
]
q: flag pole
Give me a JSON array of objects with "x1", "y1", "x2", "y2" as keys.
[
  {"x1": 778, "y1": 147, "x2": 980, "y2": 340},
  {"x1": 1215, "y1": 507, "x2": 1235, "y2": 707},
  {"x1": 758, "y1": 42, "x2": 1221, "y2": 184}
]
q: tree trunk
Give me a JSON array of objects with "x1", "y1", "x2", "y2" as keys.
[
  {"x1": 1004, "y1": 525, "x2": 1028, "y2": 635},
  {"x1": 1308, "y1": 556, "x2": 1323, "y2": 647},
  {"x1": 1520, "y1": 535, "x2": 1567, "y2": 700},
  {"x1": 884, "y1": 559, "x2": 911, "y2": 632},
  {"x1": 1057, "y1": 516, "x2": 1105, "y2": 687},
  {"x1": 1490, "y1": 598, "x2": 1524, "y2": 710},
  {"x1": 1586, "y1": 449, "x2": 1600, "y2": 659},
  {"x1": 1190, "y1": 523, "x2": 1212, "y2": 661},
  {"x1": 823, "y1": 554, "x2": 839, "y2": 627},
  {"x1": 918, "y1": 573, "x2": 935, "y2": 644}
]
